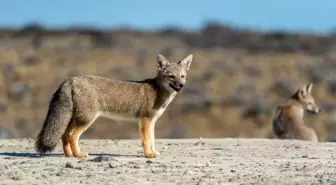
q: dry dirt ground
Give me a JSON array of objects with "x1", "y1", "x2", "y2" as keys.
[{"x1": 0, "y1": 138, "x2": 335, "y2": 185}]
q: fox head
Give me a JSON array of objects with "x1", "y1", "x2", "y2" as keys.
[
  {"x1": 156, "y1": 54, "x2": 193, "y2": 93},
  {"x1": 296, "y1": 83, "x2": 321, "y2": 114}
]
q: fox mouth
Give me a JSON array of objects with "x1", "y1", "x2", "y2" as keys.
[
  {"x1": 169, "y1": 83, "x2": 182, "y2": 92},
  {"x1": 307, "y1": 109, "x2": 320, "y2": 114}
]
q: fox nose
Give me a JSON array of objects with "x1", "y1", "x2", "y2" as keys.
[
  {"x1": 178, "y1": 84, "x2": 184, "y2": 88},
  {"x1": 311, "y1": 108, "x2": 321, "y2": 114}
]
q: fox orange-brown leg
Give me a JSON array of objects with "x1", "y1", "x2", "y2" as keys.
[
  {"x1": 62, "y1": 133, "x2": 73, "y2": 157},
  {"x1": 149, "y1": 122, "x2": 160, "y2": 156},
  {"x1": 139, "y1": 118, "x2": 158, "y2": 158},
  {"x1": 68, "y1": 122, "x2": 91, "y2": 158},
  {"x1": 62, "y1": 121, "x2": 75, "y2": 157}
]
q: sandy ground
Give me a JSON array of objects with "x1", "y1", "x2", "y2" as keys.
[{"x1": 0, "y1": 138, "x2": 335, "y2": 185}]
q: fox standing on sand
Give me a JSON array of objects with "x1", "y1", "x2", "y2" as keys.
[
  {"x1": 272, "y1": 83, "x2": 321, "y2": 142},
  {"x1": 35, "y1": 54, "x2": 193, "y2": 158}
]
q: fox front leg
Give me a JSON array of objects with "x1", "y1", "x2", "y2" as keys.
[{"x1": 139, "y1": 118, "x2": 159, "y2": 158}]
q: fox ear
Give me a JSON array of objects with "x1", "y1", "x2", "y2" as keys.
[
  {"x1": 157, "y1": 54, "x2": 170, "y2": 71},
  {"x1": 298, "y1": 84, "x2": 308, "y2": 98},
  {"x1": 307, "y1": 83, "x2": 313, "y2": 93},
  {"x1": 178, "y1": 54, "x2": 193, "y2": 71}
]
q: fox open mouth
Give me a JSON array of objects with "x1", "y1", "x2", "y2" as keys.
[
  {"x1": 307, "y1": 109, "x2": 320, "y2": 114},
  {"x1": 169, "y1": 83, "x2": 182, "y2": 92}
]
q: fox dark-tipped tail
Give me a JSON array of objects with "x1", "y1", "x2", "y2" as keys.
[{"x1": 35, "y1": 80, "x2": 73, "y2": 155}]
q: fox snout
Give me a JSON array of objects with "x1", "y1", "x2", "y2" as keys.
[
  {"x1": 306, "y1": 105, "x2": 321, "y2": 114},
  {"x1": 169, "y1": 83, "x2": 184, "y2": 92}
]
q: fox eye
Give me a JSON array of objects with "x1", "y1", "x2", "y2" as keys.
[
  {"x1": 181, "y1": 75, "x2": 185, "y2": 78},
  {"x1": 168, "y1": 75, "x2": 175, "y2": 79}
]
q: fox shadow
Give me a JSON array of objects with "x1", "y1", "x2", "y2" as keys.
[{"x1": 0, "y1": 152, "x2": 141, "y2": 158}]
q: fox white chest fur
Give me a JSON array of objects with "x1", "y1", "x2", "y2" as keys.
[{"x1": 151, "y1": 92, "x2": 177, "y2": 123}]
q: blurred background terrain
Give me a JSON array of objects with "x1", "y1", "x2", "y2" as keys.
[{"x1": 0, "y1": 0, "x2": 335, "y2": 141}]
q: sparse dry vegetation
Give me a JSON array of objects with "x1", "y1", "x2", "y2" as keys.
[{"x1": 0, "y1": 23, "x2": 335, "y2": 141}]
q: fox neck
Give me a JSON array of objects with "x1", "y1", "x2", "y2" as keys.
[
  {"x1": 141, "y1": 76, "x2": 177, "y2": 111},
  {"x1": 153, "y1": 76, "x2": 175, "y2": 96},
  {"x1": 290, "y1": 91, "x2": 303, "y2": 105},
  {"x1": 288, "y1": 91, "x2": 305, "y2": 117}
]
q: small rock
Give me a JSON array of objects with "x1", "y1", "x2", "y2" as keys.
[
  {"x1": 7, "y1": 171, "x2": 22, "y2": 180},
  {"x1": 146, "y1": 160, "x2": 153, "y2": 164},
  {"x1": 108, "y1": 161, "x2": 120, "y2": 168},
  {"x1": 56, "y1": 171, "x2": 64, "y2": 176},
  {"x1": 77, "y1": 159, "x2": 86, "y2": 163},
  {"x1": 89, "y1": 156, "x2": 118, "y2": 162},
  {"x1": 65, "y1": 162, "x2": 75, "y2": 168},
  {"x1": 195, "y1": 141, "x2": 205, "y2": 146},
  {"x1": 302, "y1": 154, "x2": 308, "y2": 158},
  {"x1": 230, "y1": 169, "x2": 236, "y2": 173},
  {"x1": 184, "y1": 170, "x2": 194, "y2": 175}
]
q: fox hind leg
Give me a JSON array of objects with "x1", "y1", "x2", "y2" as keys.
[
  {"x1": 67, "y1": 115, "x2": 98, "y2": 158},
  {"x1": 61, "y1": 120, "x2": 76, "y2": 157},
  {"x1": 62, "y1": 132, "x2": 73, "y2": 157},
  {"x1": 68, "y1": 122, "x2": 91, "y2": 158}
]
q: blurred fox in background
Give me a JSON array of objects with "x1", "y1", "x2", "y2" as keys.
[{"x1": 272, "y1": 83, "x2": 321, "y2": 142}]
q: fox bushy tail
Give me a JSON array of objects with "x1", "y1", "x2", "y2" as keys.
[{"x1": 35, "y1": 80, "x2": 73, "y2": 154}]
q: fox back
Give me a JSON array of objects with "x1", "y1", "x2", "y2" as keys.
[{"x1": 272, "y1": 83, "x2": 320, "y2": 142}]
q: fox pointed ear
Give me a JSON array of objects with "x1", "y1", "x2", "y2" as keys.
[
  {"x1": 157, "y1": 54, "x2": 170, "y2": 71},
  {"x1": 307, "y1": 83, "x2": 313, "y2": 93},
  {"x1": 178, "y1": 54, "x2": 193, "y2": 71},
  {"x1": 298, "y1": 84, "x2": 308, "y2": 98}
]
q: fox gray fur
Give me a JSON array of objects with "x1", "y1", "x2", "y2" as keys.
[{"x1": 35, "y1": 54, "x2": 193, "y2": 158}]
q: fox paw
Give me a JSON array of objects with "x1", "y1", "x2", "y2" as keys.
[
  {"x1": 152, "y1": 150, "x2": 160, "y2": 157},
  {"x1": 145, "y1": 151, "x2": 160, "y2": 158},
  {"x1": 65, "y1": 153, "x2": 74, "y2": 158},
  {"x1": 74, "y1": 152, "x2": 88, "y2": 158}
]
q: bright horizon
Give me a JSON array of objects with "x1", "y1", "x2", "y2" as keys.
[{"x1": 0, "y1": 0, "x2": 335, "y2": 33}]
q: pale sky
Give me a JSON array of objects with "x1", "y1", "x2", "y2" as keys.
[{"x1": 0, "y1": 0, "x2": 335, "y2": 33}]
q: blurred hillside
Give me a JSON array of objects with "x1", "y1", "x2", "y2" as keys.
[{"x1": 0, "y1": 23, "x2": 335, "y2": 141}]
